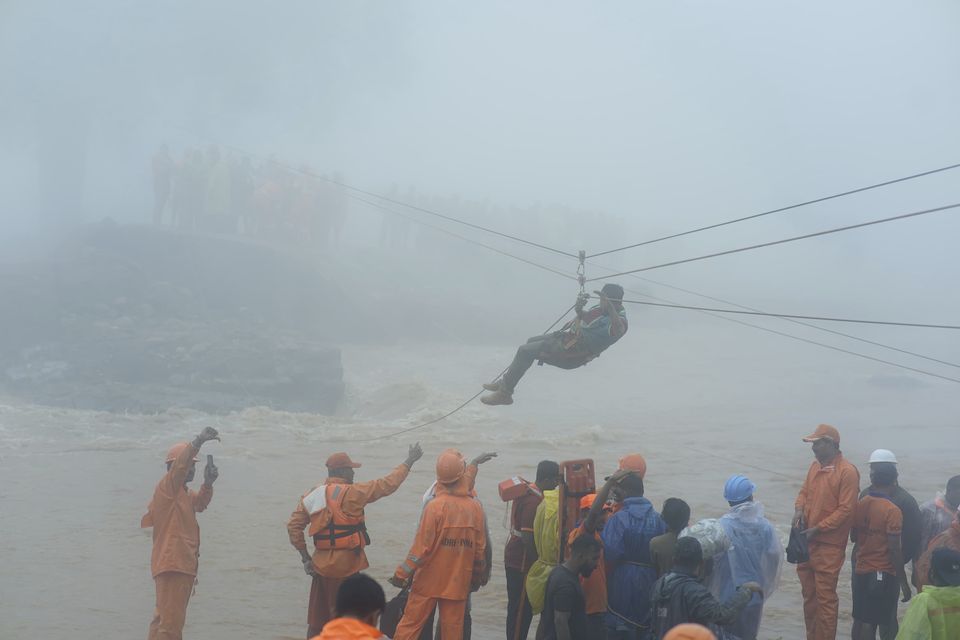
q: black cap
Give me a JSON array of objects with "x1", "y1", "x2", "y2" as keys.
[{"x1": 601, "y1": 283, "x2": 624, "y2": 301}]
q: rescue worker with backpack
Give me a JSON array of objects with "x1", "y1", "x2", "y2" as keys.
[
  {"x1": 287, "y1": 443, "x2": 424, "y2": 638},
  {"x1": 390, "y1": 450, "x2": 490, "y2": 640}
]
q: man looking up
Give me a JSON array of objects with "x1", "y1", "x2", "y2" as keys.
[
  {"x1": 505, "y1": 461, "x2": 560, "y2": 640},
  {"x1": 711, "y1": 475, "x2": 782, "y2": 640},
  {"x1": 793, "y1": 424, "x2": 860, "y2": 640},
  {"x1": 602, "y1": 470, "x2": 667, "y2": 638},
  {"x1": 288, "y1": 443, "x2": 424, "y2": 638},
  {"x1": 142, "y1": 426, "x2": 220, "y2": 640}
]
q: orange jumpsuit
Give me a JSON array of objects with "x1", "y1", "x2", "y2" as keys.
[
  {"x1": 311, "y1": 616, "x2": 388, "y2": 639},
  {"x1": 287, "y1": 464, "x2": 411, "y2": 632},
  {"x1": 141, "y1": 442, "x2": 213, "y2": 640},
  {"x1": 393, "y1": 482, "x2": 488, "y2": 640},
  {"x1": 794, "y1": 452, "x2": 860, "y2": 640}
]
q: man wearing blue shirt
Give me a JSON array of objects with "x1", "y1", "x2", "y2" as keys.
[{"x1": 481, "y1": 283, "x2": 628, "y2": 406}]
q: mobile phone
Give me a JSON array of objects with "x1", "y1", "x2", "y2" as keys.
[{"x1": 206, "y1": 454, "x2": 214, "y2": 467}]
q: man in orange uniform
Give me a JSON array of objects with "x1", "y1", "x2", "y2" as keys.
[
  {"x1": 793, "y1": 424, "x2": 860, "y2": 640},
  {"x1": 288, "y1": 443, "x2": 424, "y2": 638},
  {"x1": 141, "y1": 426, "x2": 220, "y2": 640},
  {"x1": 391, "y1": 450, "x2": 489, "y2": 640},
  {"x1": 312, "y1": 573, "x2": 390, "y2": 640}
]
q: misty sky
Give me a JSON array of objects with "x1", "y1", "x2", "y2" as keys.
[{"x1": 2, "y1": 0, "x2": 959, "y2": 338}]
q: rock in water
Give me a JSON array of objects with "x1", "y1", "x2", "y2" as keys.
[{"x1": 0, "y1": 223, "x2": 353, "y2": 414}]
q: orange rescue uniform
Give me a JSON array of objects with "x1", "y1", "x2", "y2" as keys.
[
  {"x1": 141, "y1": 442, "x2": 213, "y2": 640},
  {"x1": 287, "y1": 464, "x2": 411, "y2": 631},
  {"x1": 794, "y1": 452, "x2": 860, "y2": 640},
  {"x1": 311, "y1": 617, "x2": 389, "y2": 639},
  {"x1": 393, "y1": 482, "x2": 488, "y2": 640}
]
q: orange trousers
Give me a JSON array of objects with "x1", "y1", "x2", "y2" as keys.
[
  {"x1": 394, "y1": 591, "x2": 467, "y2": 640},
  {"x1": 148, "y1": 571, "x2": 195, "y2": 640},
  {"x1": 797, "y1": 542, "x2": 846, "y2": 640}
]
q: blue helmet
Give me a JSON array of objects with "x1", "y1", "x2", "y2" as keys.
[{"x1": 724, "y1": 474, "x2": 756, "y2": 503}]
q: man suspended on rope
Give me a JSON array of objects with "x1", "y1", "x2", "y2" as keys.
[{"x1": 481, "y1": 283, "x2": 628, "y2": 406}]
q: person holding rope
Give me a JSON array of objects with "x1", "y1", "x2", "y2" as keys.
[{"x1": 481, "y1": 283, "x2": 628, "y2": 406}]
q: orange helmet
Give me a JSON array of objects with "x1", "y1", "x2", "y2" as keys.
[
  {"x1": 436, "y1": 450, "x2": 466, "y2": 484},
  {"x1": 664, "y1": 623, "x2": 717, "y2": 640},
  {"x1": 619, "y1": 453, "x2": 647, "y2": 479},
  {"x1": 165, "y1": 442, "x2": 198, "y2": 463}
]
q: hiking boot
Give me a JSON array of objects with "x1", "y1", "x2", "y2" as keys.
[
  {"x1": 481, "y1": 389, "x2": 514, "y2": 406},
  {"x1": 482, "y1": 380, "x2": 501, "y2": 392}
]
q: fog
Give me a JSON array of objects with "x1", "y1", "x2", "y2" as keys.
[{"x1": 1, "y1": 2, "x2": 959, "y2": 639}]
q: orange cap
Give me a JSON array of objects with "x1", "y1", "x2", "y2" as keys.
[
  {"x1": 325, "y1": 452, "x2": 362, "y2": 469},
  {"x1": 436, "y1": 450, "x2": 466, "y2": 484},
  {"x1": 664, "y1": 623, "x2": 717, "y2": 640},
  {"x1": 802, "y1": 424, "x2": 840, "y2": 445},
  {"x1": 165, "y1": 442, "x2": 198, "y2": 463},
  {"x1": 619, "y1": 453, "x2": 647, "y2": 479},
  {"x1": 580, "y1": 494, "x2": 597, "y2": 511}
]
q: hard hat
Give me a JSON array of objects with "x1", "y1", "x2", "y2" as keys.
[
  {"x1": 868, "y1": 449, "x2": 898, "y2": 464},
  {"x1": 723, "y1": 474, "x2": 756, "y2": 503},
  {"x1": 165, "y1": 442, "x2": 198, "y2": 464},
  {"x1": 436, "y1": 451, "x2": 466, "y2": 484},
  {"x1": 618, "y1": 453, "x2": 647, "y2": 479},
  {"x1": 664, "y1": 623, "x2": 717, "y2": 640}
]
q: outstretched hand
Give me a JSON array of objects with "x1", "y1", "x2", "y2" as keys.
[
  {"x1": 405, "y1": 442, "x2": 424, "y2": 468},
  {"x1": 198, "y1": 427, "x2": 220, "y2": 443},
  {"x1": 470, "y1": 452, "x2": 498, "y2": 466}
]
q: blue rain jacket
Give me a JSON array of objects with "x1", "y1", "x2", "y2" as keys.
[{"x1": 602, "y1": 496, "x2": 667, "y2": 631}]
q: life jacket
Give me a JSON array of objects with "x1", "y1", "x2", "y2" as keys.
[{"x1": 304, "y1": 484, "x2": 370, "y2": 550}]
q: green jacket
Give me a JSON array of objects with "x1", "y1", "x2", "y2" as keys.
[{"x1": 897, "y1": 585, "x2": 960, "y2": 640}]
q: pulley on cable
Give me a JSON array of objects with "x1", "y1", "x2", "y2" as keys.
[{"x1": 480, "y1": 250, "x2": 629, "y2": 407}]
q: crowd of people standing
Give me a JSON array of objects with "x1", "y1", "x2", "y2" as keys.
[
  {"x1": 142, "y1": 424, "x2": 960, "y2": 640},
  {"x1": 150, "y1": 144, "x2": 348, "y2": 244}
]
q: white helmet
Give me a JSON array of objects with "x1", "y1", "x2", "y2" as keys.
[{"x1": 868, "y1": 449, "x2": 898, "y2": 464}]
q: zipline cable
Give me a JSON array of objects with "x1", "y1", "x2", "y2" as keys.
[
  {"x1": 189, "y1": 135, "x2": 578, "y2": 260},
  {"x1": 586, "y1": 203, "x2": 960, "y2": 281},
  {"x1": 616, "y1": 285, "x2": 960, "y2": 384},
  {"x1": 321, "y1": 303, "x2": 578, "y2": 443},
  {"x1": 604, "y1": 297, "x2": 960, "y2": 330},
  {"x1": 588, "y1": 161, "x2": 960, "y2": 258},
  {"x1": 612, "y1": 272, "x2": 960, "y2": 370},
  {"x1": 352, "y1": 195, "x2": 577, "y2": 281}
]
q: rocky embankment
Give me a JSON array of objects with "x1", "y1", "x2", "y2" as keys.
[{"x1": 0, "y1": 223, "x2": 357, "y2": 414}]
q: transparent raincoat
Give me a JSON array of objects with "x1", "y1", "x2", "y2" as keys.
[{"x1": 708, "y1": 501, "x2": 783, "y2": 640}]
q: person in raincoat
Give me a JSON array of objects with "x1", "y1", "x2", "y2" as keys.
[
  {"x1": 141, "y1": 427, "x2": 220, "y2": 640},
  {"x1": 390, "y1": 450, "x2": 489, "y2": 640},
  {"x1": 526, "y1": 486, "x2": 561, "y2": 617},
  {"x1": 915, "y1": 518, "x2": 960, "y2": 591},
  {"x1": 896, "y1": 548, "x2": 960, "y2": 640},
  {"x1": 708, "y1": 475, "x2": 783, "y2": 640},
  {"x1": 602, "y1": 470, "x2": 667, "y2": 638}
]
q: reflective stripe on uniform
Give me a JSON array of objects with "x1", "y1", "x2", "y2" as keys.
[{"x1": 302, "y1": 485, "x2": 328, "y2": 515}]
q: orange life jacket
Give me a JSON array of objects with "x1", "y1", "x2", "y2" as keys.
[{"x1": 304, "y1": 484, "x2": 370, "y2": 550}]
